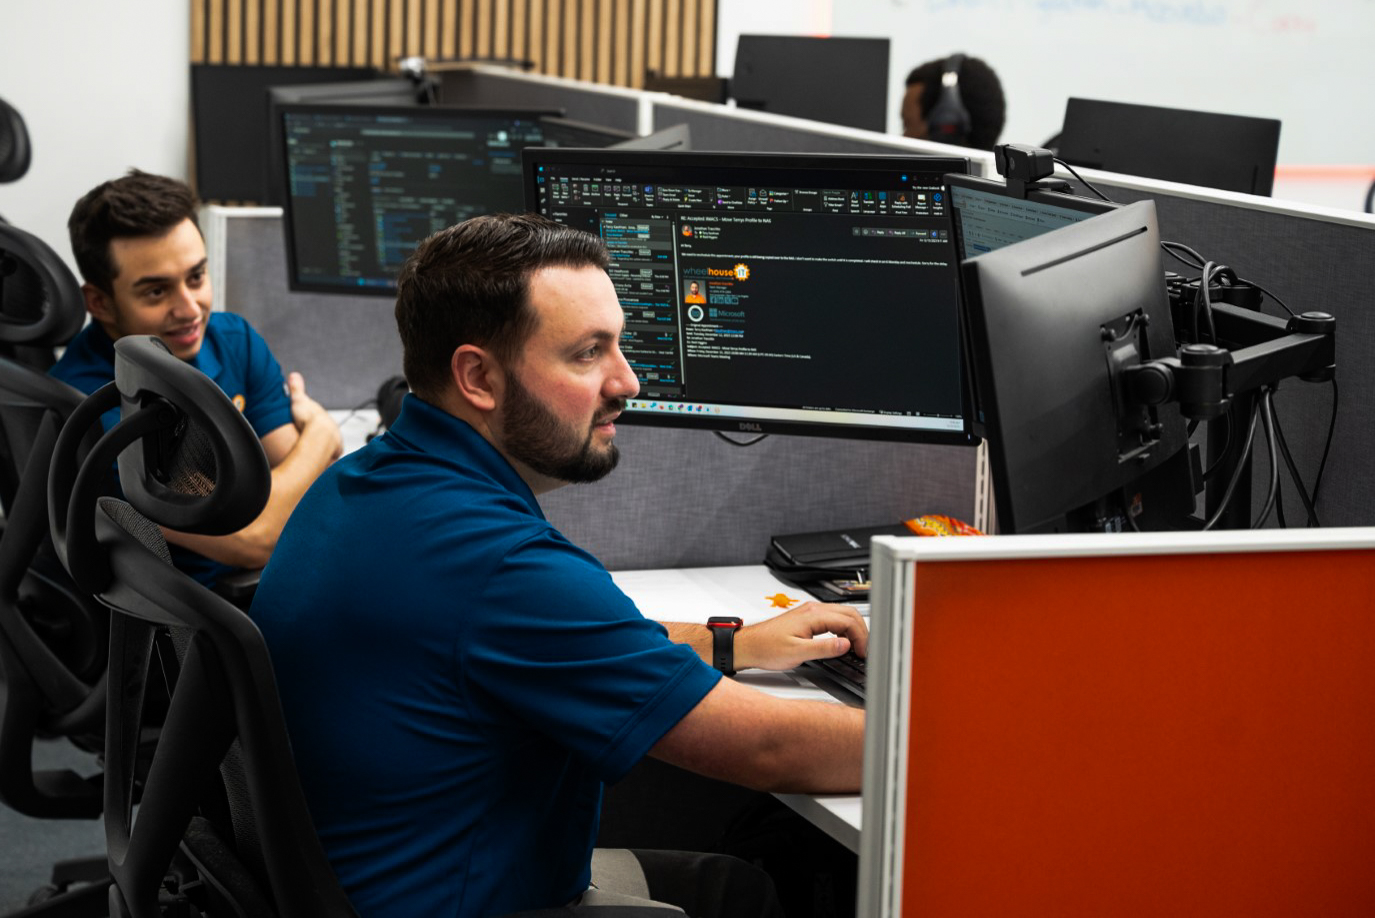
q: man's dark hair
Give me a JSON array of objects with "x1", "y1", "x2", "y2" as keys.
[
  {"x1": 68, "y1": 169, "x2": 201, "y2": 293},
  {"x1": 905, "y1": 55, "x2": 1006, "y2": 150},
  {"x1": 394, "y1": 213, "x2": 611, "y2": 402}
]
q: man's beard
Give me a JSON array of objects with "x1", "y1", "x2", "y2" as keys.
[{"x1": 501, "y1": 370, "x2": 623, "y2": 484}]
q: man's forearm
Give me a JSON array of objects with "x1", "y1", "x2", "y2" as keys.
[
  {"x1": 664, "y1": 621, "x2": 711, "y2": 663},
  {"x1": 161, "y1": 414, "x2": 338, "y2": 568}
]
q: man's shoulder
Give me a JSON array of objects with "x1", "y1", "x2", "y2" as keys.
[
  {"x1": 204, "y1": 310, "x2": 259, "y2": 344},
  {"x1": 50, "y1": 323, "x2": 113, "y2": 393}
]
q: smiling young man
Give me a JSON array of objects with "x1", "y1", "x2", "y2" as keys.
[
  {"x1": 50, "y1": 170, "x2": 342, "y2": 588},
  {"x1": 249, "y1": 214, "x2": 867, "y2": 917}
]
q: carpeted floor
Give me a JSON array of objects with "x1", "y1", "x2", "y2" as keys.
[{"x1": 0, "y1": 738, "x2": 107, "y2": 913}]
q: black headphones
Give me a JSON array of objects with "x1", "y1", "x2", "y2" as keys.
[
  {"x1": 923, "y1": 53, "x2": 972, "y2": 147},
  {"x1": 374, "y1": 375, "x2": 409, "y2": 436}
]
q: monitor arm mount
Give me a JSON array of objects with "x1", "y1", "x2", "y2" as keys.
[
  {"x1": 1122, "y1": 291, "x2": 1335, "y2": 528},
  {"x1": 993, "y1": 143, "x2": 1071, "y2": 198},
  {"x1": 1124, "y1": 302, "x2": 1335, "y2": 422}
]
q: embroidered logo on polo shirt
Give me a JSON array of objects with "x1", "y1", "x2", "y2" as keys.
[{"x1": 232, "y1": 394, "x2": 246, "y2": 412}]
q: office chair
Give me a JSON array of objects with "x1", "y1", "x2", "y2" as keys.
[
  {"x1": 48, "y1": 336, "x2": 662, "y2": 918},
  {"x1": 47, "y1": 333, "x2": 355, "y2": 917},
  {"x1": 0, "y1": 223, "x2": 118, "y2": 915}
]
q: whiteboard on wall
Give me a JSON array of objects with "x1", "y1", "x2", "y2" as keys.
[{"x1": 718, "y1": 0, "x2": 1372, "y2": 166}]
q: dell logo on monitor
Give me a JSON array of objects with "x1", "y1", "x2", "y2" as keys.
[{"x1": 738, "y1": 422, "x2": 764, "y2": 433}]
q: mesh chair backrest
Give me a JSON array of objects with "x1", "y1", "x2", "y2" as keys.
[{"x1": 49, "y1": 335, "x2": 358, "y2": 918}]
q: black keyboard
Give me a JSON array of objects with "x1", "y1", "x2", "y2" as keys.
[{"x1": 798, "y1": 651, "x2": 867, "y2": 704}]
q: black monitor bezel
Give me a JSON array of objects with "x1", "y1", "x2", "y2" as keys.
[
  {"x1": 522, "y1": 147, "x2": 978, "y2": 446},
  {"x1": 276, "y1": 102, "x2": 563, "y2": 296}
]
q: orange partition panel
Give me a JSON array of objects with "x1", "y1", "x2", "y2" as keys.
[{"x1": 903, "y1": 548, "x2": 1375, "y2": 917}]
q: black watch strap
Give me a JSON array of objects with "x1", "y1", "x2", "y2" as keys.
[{"x1": 708, "y1": 617, "x2": 743, "y2": 676}]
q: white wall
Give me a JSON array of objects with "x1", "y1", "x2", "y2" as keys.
[
  {"x1": 0, "y1": 0, "x2": 190, "y2": 271},
  {"x1": 716, "y1": 0, "x2": 1375, "y2": 169}
]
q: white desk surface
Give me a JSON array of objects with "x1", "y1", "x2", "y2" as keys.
[{"x1": 611, "y1": 565, "x2": 864, "y2": 855}]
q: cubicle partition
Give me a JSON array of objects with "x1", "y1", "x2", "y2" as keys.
[
  {"x1": 649, "y1": 97, "x2": 984, "y2": 164},
  {"x1": 436, "y1": 65, "x2": 646, "y2": 133},
  {"x1": 1071, "y1": 172, "x2": 1375, "y2": 528},
  {"x1": 861, "y1": 529, "x2": 1375, "y2": 918}
]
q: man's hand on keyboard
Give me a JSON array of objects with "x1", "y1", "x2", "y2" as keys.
[{"x1": 734, "y1": 602, "x2": 868, "y2": 672}]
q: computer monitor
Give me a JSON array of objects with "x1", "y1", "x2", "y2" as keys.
[
  {"x1": 946, "y1": 172, "x2": 1120, "y2": 443},
  {"x1": 277, "y1": 105, "x2": 632, "y2": 295},
  {"x1": 1057, "y1": 98, "x2": 1281, "y2": 196},
  {"x1": 731, "y1": 36, "x2": 890, "y2": 133},
  {"x1": 523, "y1": 149, "x2": 976, "y2": 445},
  {"x1": 191, "y1": 63, "x2": 379, "y2": 203},
  {"x1": 946, "y1": 172, "x2": 1118, "y2": 261},
  {"x1": 264, "y1": 78, "x2": 431, "y2": 207},
  {"x1": 960, "y1": 200, "x2": 1192, "y2": 533}
]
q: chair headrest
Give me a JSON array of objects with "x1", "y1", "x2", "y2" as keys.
[
  {"x1": 49, "y1": 336, "x2": 270, "y2": 594},
  {"x1": 0, "y1": 222, "x2": 86, "y2": 347},
  {"x1": 0, "y1": 96, "x2": 31, "y2": 184}
]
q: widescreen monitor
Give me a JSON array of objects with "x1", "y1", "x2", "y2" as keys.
[
  {"x1": 523, "y1": 149, "x2": 976, "y2": 445},
  {"x1": 946, "y1": 172, "x2": 1118, "y2": 261},
  {"x1": 960, "y1": 200, "x2": 1191, "y2": 533},
  {"x1": 1057, "y1": 98, "x2": 1281, "y2": 196},
  {"x1": 191, "y1": 63, "x2": 379, "y2": 203},
  {"x1": 277, "y1": 105, "x2": 631, "y2": 295},
  {"x1": 265, "y1": 78, "x2": 430, "y2": 206},
  {"x1": 731, "y1": 36, "x2": 890, "y2": 133}
]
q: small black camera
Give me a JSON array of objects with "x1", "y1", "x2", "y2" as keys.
[{"x1": 994, "y1": 144, "x2": 1056, "y2": 183}]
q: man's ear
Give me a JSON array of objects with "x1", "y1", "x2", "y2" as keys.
[
  {"x1": 450, "y1": 344, "x2": 502, "y2": 413},
  {"x1": 81, "y1": 283, "x2": 114, "y2": 324}
]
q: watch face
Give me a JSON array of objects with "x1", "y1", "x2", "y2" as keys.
[{"x1": 708, "y1": 616, "x2": 743, "y2": 628}]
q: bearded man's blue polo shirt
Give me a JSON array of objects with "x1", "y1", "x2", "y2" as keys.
[
  {"x1": 50, "y1": 312, "x2": 293, "y2": 586},
  {"x1": 249, "y1": 394, "x2": 721, "y2": 918}
]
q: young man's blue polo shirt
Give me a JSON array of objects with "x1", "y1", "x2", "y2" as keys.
[
  {"x1": 50, "y1": 311, "x2": 293, "y2": 587},
  {"x1": 250, "y1": 395, "x2": 721, "y2": 918}
]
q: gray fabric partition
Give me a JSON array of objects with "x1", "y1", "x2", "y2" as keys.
[
  {"x1": 218, "y1": 213, "x2": 403, "y2": 410},
  {"x1": 439, "y1": 69, "x2": 640, "y2": 133},
  {"x1": 650, "y1": 100, "x2": 987, "y2": 172},
  {"x1": 1086, "y1": 180, "x2": 1374, "y2": 527},
  {"x1": 216, "y1": 210, "x2": 979, "y2": 569},
  {"x1": 539, "y1": 427, "x2": 977, "y2": 571}
]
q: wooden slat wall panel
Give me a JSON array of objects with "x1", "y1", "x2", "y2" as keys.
[{"x1": 190, "y1": 0, "x2": 714, "y2": 82}]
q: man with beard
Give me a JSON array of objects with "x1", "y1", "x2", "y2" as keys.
[{"x1": 250, "y1": 214, "x2": 867, "y2": 917}]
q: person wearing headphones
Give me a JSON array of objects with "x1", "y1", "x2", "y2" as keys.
[{"x1": 900, "y1": 53, "x2": 1007, "y2": 150}]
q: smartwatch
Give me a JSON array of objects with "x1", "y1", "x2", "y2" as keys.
[{"x1": 707, "y1": 616, "x2": 744, "y2": 676}]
